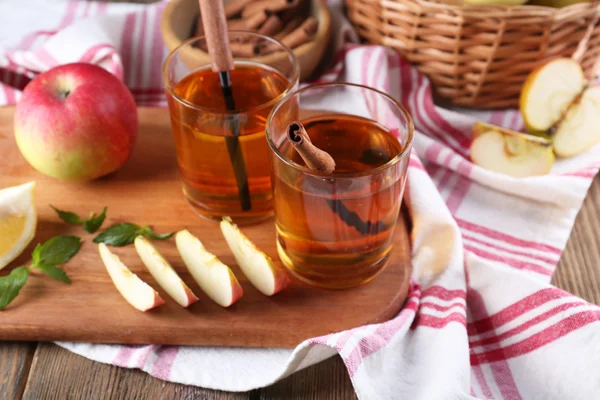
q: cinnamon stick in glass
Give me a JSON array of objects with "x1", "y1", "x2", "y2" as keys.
[
  {"x1": 286, "y1": 121, "x2": 335, "y2": 174},
  {"x1": 198, "y1": 0, "x2": 252, "y2": 211}
]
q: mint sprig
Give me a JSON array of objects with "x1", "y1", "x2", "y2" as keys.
[
  {"x1": 51, "y1": 206, "x2": 107, "y2": 233},
  {"x1": 0, "y1": 236, "x2": 82, "y2": 310},
  {"x1": 93, "y1": 223, "x2": 174, "y2": 246}
]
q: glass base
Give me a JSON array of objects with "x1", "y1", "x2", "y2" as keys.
[
  {"x1": 185, "y1": 195, "x2": 273, "y2": 226},
  {"x1": 276, "y1": 240, "x2": 390, "y2": 290}
]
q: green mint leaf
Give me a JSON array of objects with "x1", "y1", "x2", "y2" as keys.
[
  {"x1": 93, "y1": 223, "x2": 141, "y2": 246},
  {"x1": 51, "y1": 206, "x2": 83, "y2": 225},
  {"x1": 0, "y1": 267, "x2": 30, "y2": 310},
  {"x1": 35, "y1": 264, "x2": 70, "y2": 283},
  {"x1": 32, "y1": 236, "x2": 82, "y2": 268},
  {"x1": 82, "y1": 207, "x2": 107, "y2": 233},
  {"x1": 140, "y1": 226, "x2": 175, "y2": 241}
]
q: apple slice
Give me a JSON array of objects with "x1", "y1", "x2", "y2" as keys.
[
  {"x1": 98, "y1": 243, "x2": 165, "y2": 312},
  {"x1": 553, "y1": 86, "x2": 600, "y2": 157},
  {"x1": 175, "y1": 230, "x2": 243, "y2": 307},
  {"x1": 220, "y1": 217, "x2": 290, "y2": 296},
  {"x1": 134, "y1": 236, "x2": 198, "y2": 307},
  {"x1": 520, "y1": 58, "x2": 584, "y2": 133},
  {"x1": 471, "y1": 122, "x2": 554, "y2": 177}
]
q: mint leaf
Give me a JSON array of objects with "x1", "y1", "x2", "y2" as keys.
[
  {"x1": 51, "y1": 206, "x2": 83, "y2": 225},
  {"x1": 0, "y1": 267, "x2": 30, "y2": 310},
  {"x1": 82, "y1": 207, "x2": 107, "y2": 233},
  {"x1": 32, "y1": 236, "x2": 82, "y2": 268},
  {"x1": 140, "y1": 226, "x2": 174, "y2": 241},
  {"x1": 93, "y1": 223, "x2": 141, "y2": 246},
  {"x1": 36, "y1": 264, "x2": 70, "y2": 283}
]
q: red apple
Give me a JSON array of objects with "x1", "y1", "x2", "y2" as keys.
[{"x1": 14, "y1": 63, "x2": 137, "y2": 181}]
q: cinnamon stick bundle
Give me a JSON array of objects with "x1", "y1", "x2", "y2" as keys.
[
  {"x1": 257, "y1": 17, "x2": 318, "y2": 54},
  {"x1": 286, "y1": 121, "x2": 335, "y2": 174}
]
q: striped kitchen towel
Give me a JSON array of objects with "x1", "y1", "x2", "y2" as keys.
[{"x1": 2, "y1": 1, "x2": 600, "y2": 399}]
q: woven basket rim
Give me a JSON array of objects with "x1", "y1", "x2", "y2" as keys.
[{"x1": 410, "y1": 0, "x2": 597, "y2": 15}]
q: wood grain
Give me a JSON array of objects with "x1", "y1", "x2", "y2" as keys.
[
  {"x1": 260, "y1": 356, "x2": 357, "y2": 399},
  {"x1": 0, "y1": 342, "x2": 36, "y2": 400},
  {"x1": 0, "y1": 106, "x2": 411, "y2": 348},
  {"x1": 552, "y1": 177, "x2": 600, "y2": 305}
]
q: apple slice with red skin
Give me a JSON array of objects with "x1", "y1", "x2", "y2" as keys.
[
  {"x1": 134, "y1": 236, "x2": 198, "y2": 308},
  {"x1": 98, "y1": 243, "x2": 165, "y2": 312},
  {"x1": 471, "y1": 122, "x2": 554, "y2": 177},
  {"x1": 176, "y1": 230, "x2": 243, "y2": 307},
  {"x1": 220, "y1": 218, "x2": 290, "y2": 296}
]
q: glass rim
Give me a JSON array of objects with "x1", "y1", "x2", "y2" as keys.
[
  {"x1": 266, "y1": 82, "x2": 415, "y2": 179},
  {"x1": 162, "y1": 31, "x2": 300, "y2": 115}
]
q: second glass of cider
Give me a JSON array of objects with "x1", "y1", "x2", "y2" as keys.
[{"x1": 163, "y1": 32, "x2": 299, "y2": 223}]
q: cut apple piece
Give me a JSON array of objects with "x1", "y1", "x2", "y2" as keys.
[
  {"x1": 134, "y1": 236, "x2": 198, "y2": 307},
  {"x1": 553, "y1": 86, "x2": 600, "y2": 157},
  {"x1": 520, "y1": 58, "x2": 584, "y2": 132},
  {"x1": 98, "y1": 243, "x2": 165, "y2": 312},
  {"x1": 175, "y1": 230, "x2": 243, "y2": 307},
  {"x1": 471, "y1": 122, "x2": 554, "y2": 177},
  {"x1": 220, "y1": 217, "x2": 290, "y2": 296}
]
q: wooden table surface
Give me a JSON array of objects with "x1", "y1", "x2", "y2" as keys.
[{"x1": 3, "y1": 0, "x2": 600, "y2": 398}]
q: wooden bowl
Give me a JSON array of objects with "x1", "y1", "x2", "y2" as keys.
[{"x1": 161, "y1": 0, "x2": 331, "y2": 81}]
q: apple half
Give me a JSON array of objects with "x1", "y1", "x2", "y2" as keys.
[
  {"x1": 134, "y1": 236, "x2": 198, "y2": 308},
  {"x1": 98, "y1": 243, "x2": 165, "y2": 312},
  {"x1": 471, "y1": 122, "x2": 554, "y2": 178},
  {"x1": 552, "y1": 86, "x2": 600, "y2": 157},
  {"x1": 520, "y1": 58, "x2": 585, "y2": 134},
  {"x1": 220, "y1": 217, "x2": 290, "y2": 296},
  {"x1": 175, "y1": 230, "x2": 243, "y2": 307}
]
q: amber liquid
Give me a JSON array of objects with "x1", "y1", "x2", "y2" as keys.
[
  {"x1": 167, "y1": 62, "x2": 290, "y2": 223},
  {"x1": 273, "y1": 114, "x2": 405, "y2": 289}
]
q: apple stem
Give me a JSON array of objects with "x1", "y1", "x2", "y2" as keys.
[{"x1": 59, "y1": 90, "x2": 70, "y2": 99}]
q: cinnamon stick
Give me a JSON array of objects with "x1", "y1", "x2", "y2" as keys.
[
  {"x1": 228, "y1": 10, "x2": 268, "y2": 31},
  {"x1": 230, "y1": 42, "x2": 260, "y2": 57},
  {"x1": 285, "y1": 121, "x2": 385, "y2": 236},
  {"x1": 286, "y1": 121, "x2": 335, "y2": 174},
  {"x1": 199, "y1": 0, "x2": 234, "y2": 71},
  {"x1": 280, "y1": 17, "x2": 318, "y2": 49},
  {"x1": 274, "y1": 16, "x2": 303, "y2": 40},
  {"x1": 258, "y1": 15, "x2": 283, "y2": 37},
  {"x1": 242, "y1": 0, "x2": 301, "y2": 18},
  {"x1": 224, "y1": 0, "x2": 253, "y2": 18}
]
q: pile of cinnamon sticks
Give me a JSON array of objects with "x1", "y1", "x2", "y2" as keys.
[{"x1": 193, "y1": 0, "x2": 319, "y2": 57}]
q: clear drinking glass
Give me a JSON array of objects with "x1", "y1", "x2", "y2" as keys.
[
  {"x1": 266, "y1": 83, "x2": 414, "y2": 289},
  {"x1": 163, "y1": 32, "x2": 299, "y2": 224}
]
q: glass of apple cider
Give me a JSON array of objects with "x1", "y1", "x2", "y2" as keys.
[
  {"x1": 266, "y1": 83, "x2": 414, "y2": 289},
  {"x1": 163, "y1": 32, "x2": 299, "y2": 224}
]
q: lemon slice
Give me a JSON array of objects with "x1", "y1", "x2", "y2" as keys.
[{"x1": 0, "y1": 182, "x2": 36, "y2": 270}]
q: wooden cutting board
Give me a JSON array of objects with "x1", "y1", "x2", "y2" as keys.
[{"x1": 0, "y1": 106, "x2": 412, "y2": 348}]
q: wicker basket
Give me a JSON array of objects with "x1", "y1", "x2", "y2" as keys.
[{"x1": 345, "y1": 0, "x2": 600, "y2": 108}]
